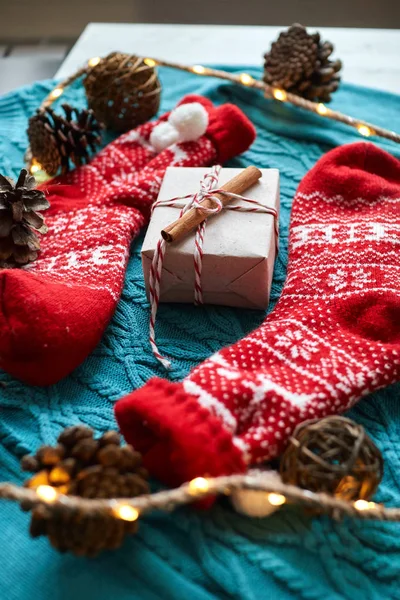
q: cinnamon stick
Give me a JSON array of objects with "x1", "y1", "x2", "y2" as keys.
[{"x1": 161, "y1": 166, "x2": 262, "y2": 243}]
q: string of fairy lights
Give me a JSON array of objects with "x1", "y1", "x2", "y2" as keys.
[
  {"x1": 144, "y1": 57, "x2": 400, "y2": 143},
  {"x1": 27, "y1": 477, "x2": 381, "y2": 519},
  {"x1": 28, "y1": 54, "x2": 399, "y2": 176},
  {"x1": 29, "y1": 475, "x2": 288, "y2": 522},
  {"x1": 0, "y1": 471, "x2": 396, "y2": 528},
  {"x1": 144, "y1": 58, "x2": 398, "y2": 142}
]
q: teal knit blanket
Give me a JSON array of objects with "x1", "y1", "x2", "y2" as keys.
[{"x1": 1, "y1": 66, "x2": 400, "y2": 600}]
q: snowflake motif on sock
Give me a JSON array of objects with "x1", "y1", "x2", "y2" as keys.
[
  {"x1": 351, "y1": 268, "x2": 373, "y2": 289},
  {"x1": 111, "y1": 171, "x2": 139, "y2": 185},
  {"x1": 327, "y1": 268, "x2": 348, "y2": 291},
  {"x1": 327, "y1": 267, "x2": 373, "y2": 292},
  {"x1": 319, "y1": 357, "x2": 368, "y2": 402},
  {"x1": 275, "y1": 329, "x2": 319, "y2": 360}
]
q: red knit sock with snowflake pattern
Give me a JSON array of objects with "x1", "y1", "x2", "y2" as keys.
[
  {"x1": 0, "y1": 95, "x2": 255, "y2": 385},
  {"x1": 115, "y1": 142, "x2": 400, "y2": 487}
]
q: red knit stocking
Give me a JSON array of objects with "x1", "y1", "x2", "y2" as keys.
[
  {"x1": 0, "y1": 95, "x2": 255, "y2": 385},
  {"x1": 116, "y1": 142, "x2": 400, "y2": 487}
]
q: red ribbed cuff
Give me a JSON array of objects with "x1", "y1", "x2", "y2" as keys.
[{"x1": 114, "y1": 378, "x2": 246, "y2": 489}]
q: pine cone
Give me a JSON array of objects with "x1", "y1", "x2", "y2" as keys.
[
  {"x1": 0, "y1": 169, "x2": 50, "y2": 267},
  {"x1": 263, "y1": 24, "x2": 342, "y2": 102},
  {"x1": 27, "y1": 104, "x2": 103, "y2": 176},
  {"x1": 21, "y1": 425, "x2": 149, "y2": 557}
]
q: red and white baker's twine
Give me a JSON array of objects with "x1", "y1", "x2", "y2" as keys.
[{"x1": 148, "y1": 166, "x2": 279, "y2": 368}]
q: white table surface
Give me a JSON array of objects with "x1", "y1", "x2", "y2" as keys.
[{"x1": 57, "y1": 23, "x2": 400, "y2": 94}]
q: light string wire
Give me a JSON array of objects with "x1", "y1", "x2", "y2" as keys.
[
  {"x1": 27, "y1": 53, "x2": 400, "y2": 173},
  {"x1": 0, "y1": 470, "x2": 399, "y2": 523}
]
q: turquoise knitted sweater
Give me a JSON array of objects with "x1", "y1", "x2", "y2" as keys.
[{"x1": 0, "y1": 66, "x2": 400, "y2": 600}]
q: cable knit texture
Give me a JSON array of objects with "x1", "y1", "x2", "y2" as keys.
[
  {"x1": 1, "y1": 67, "x2": 400, "y2": 599},
  {"x1": 116, "y1": 141, "x2": 400, "y2": 481}
]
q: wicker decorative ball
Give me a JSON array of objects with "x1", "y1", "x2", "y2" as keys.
[
  {"x1": 83, "y1": 52, "x2": 161, "y2": 133},
  {"x1": 280, "y1": 416, "x2": 383, "y2": 501}
]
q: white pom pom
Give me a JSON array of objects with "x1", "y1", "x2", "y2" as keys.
[
  {"x1": 231, "y1": 489, "x2": 280, "y2": 518},
  {"x1": 168, "y1": 102, "x2": 209, "y2": 142},
  {"x1": 150, "y1": 121, "x2": 180, "y2": 152}
]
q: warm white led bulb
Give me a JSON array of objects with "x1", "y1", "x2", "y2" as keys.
[
  {"x1": 240, "y1": 73, "x2": 254, "y2": 86},
  {"x1": 144, "y1": 58, "x2": 157, "y2": 68},
  {"x1": 354, "y1": 499, "x2": 376, "y2": 511},
  {"x1": 192, "y1": 65, "x2": 206, "y2": 75},
  {"x1": 357, "y1": 124, "x2": 373, "y2": 137},
  {"x1": 267, "y1": 492, "x2": 286, "y2": 506},
  {"x1": 50, "y1": 88, "x2": 63, "y2": 100},
  {"x1": 36, "y1": 485, "x2": 58, "y2": 503},
  {"x1": 30, "y1": 162, "x2": 41, "y2": 174},
  {"x1": 88, "y1": 56, "x2": 101, "y2": 67},
  {"x1": 188, "y1": 477, "x2": 210, "y2": 495},
  {"x1": 273, "y1": 89, "x2": 287, "y2": 102},
  {"x1": 317, "y1": 103, "x2": 328, "y2": 115},
  {"x1": 113, "y1": 505, "x2": 140, "y2": 521}
]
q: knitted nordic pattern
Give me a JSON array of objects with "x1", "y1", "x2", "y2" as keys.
[
  {"x1": 0, "y1": 95, "x2": 255, "y2": 385},
  {"x1": 116, "y1": 143, "x2": 400, "y2": 485},
  {"x1": 1, "y1": 68, "x2": 400, "y2": 599}
]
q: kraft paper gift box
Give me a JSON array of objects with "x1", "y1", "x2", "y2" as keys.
[{"x1": 141, "y1": 167, "x2": 280, "y2": 310}]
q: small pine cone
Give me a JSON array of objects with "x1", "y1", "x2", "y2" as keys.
[
  {"x1": 21, "y1": 425, "x2": 149, "y2": 557},
  {"x1": 26, "y1": 113, "x2": 60, "y2": 176},
  {"x1": 263, "y1": 24, "x2": 342, "y2": 102},
  {"x1": 0, "y1": 169, "x2": 50, "y2": 267},
  {"x1": 264, "y1": 24, "x2": 318, "y2": 89},
  {"x1": 27, "y1": 104, "x2": 103, "y2": 176}
]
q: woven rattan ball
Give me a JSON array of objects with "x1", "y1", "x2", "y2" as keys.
[
  {"x1": 83, "y1": 52, "x2": 161, "y2": 133},
  {"x1": 280, "y1": 416, "x2": 383, "y2": 501}
]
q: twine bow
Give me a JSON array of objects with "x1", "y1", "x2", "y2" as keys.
[{"x1": 148, "y1": 165, "x2": 279, "y2": 368}]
